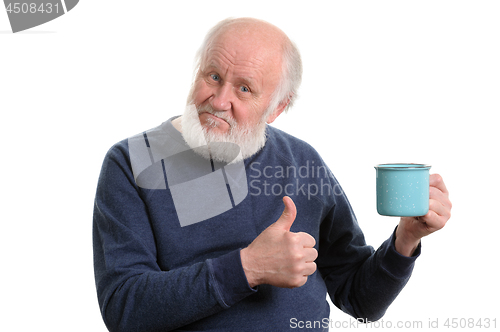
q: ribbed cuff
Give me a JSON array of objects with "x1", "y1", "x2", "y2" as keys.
[{"x1": 207, "y1": 249, "x2": 258, "y2": 308}]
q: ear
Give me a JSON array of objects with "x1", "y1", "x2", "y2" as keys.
[{"x1": 266, "y1": 96, "x2": 291, "y2": 124}]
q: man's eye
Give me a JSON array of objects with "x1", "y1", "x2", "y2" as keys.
[
  {"x1": 210, "y1": 74, "x2": 220, "y2": 81},
  {"x1": 240, "y1": 86, "x2": 249, "y2": 92}
]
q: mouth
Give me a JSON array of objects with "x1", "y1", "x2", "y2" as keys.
[{"x1": 200, "y1": 112, "x2": 230, "y2": 126}]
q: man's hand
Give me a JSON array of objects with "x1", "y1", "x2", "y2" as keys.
[
  {"x1": 396, "y1": 174, "x2": 452, "y2": 256},
  {"x1": 240, "y1": 196, "x2": 318, "y2": 289}
]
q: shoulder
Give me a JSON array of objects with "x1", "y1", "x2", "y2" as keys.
[
  {"x1": 102, "y1": 138, "x2": 129, "y2": 165},
  {"x1": 100, "y1": 122, "x2": 159, "y2": 175},
  {"x1": 97, "y1": 138, "x2": 132, "y2": 186},
  {"x1": 104, "y1": 119, "x2": 180, "y2": 164},
  {"x1": 262, "y1": 126, "x2": 342, "y2": 213},
  {"x1": 265, "y1": 125, "x2": 323, "y2": 164}
]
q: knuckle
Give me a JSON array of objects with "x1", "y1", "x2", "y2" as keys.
[
  {"x1": 291, "y1": 276, "x2": 306, "y2": 288},
  {"x1": 429, "y1": 199, "x2": 438, "y2": 210},
  {"x1": 287, "y1": 233, "x2": 301, "y2": 244},
  {"x1": 433, "y1": 174, "x2": 443, "y2": 183},
  {"x1": 291, "y1": 264, "x2": 302, "y2": 275},
  {"x1": 292, "y1": 252, "x2": 304, "y2": 262}
]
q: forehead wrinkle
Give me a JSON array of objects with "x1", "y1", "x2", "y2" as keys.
[{"x1": 209, "y1": 44, "x2": 265, "y2": 67}]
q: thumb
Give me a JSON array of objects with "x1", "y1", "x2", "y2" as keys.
[{"x1": 274, "y1": 196, "x2": 297, "y2": 231}]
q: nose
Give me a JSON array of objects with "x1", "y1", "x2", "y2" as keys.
[{"x1": 210, "y1": 83, "x2": 233, "y2": 112}]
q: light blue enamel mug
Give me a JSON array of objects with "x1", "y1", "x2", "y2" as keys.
[{"x1": 375, "y1": 164, "x2": 431, "y2": 217}]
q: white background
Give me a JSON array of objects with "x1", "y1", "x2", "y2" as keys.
[{"x1": 1, "y1": 1, "x2": 499, "y2": 331}]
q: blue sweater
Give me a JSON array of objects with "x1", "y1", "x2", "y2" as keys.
[{"x1": 93, "y1": 118, "x2": 420, "y2": 331}]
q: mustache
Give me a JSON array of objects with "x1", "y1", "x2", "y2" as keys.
[{"x1": 197, "y1": 104, "x2": 237, "y2": 126}]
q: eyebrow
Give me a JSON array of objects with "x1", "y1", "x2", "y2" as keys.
[{"x1": 204, "y1": 60, "x2": 257, "y2": 87}]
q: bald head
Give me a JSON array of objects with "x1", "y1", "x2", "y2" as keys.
[
  {"x1": 207, "y1": 18, "x2": 288, "y2": 59},
  {"x1": 214, "y1": 17, "x2": 286, "y2": 36}
]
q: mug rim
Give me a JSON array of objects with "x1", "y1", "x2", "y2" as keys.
[{"x1": 374, "y1": 163, "x2": 431, "y2": 169}]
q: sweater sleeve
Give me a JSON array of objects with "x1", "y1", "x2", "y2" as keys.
[
  {"x1": 92, "y1": 143, "x2": 256, "y2": 332},
  {"x1": 317, "y1": 179, "x2": 420, "y2": 322}
]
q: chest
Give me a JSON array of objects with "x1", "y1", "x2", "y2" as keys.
[{"x1": 140, "y1": 177, "x2": 325, "y2": 271}]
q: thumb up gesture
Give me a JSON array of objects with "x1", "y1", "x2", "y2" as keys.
[{"x1": 240, "y1": 196, "x2": 318, "y2": 289}]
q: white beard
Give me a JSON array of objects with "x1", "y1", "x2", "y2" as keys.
[{"x1": 180, "y1": 103, "x2": 269, "y2": 163}]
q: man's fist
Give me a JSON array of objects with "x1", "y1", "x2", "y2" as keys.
[{"x1": 240, "y1": 196, "x2": 318, "y2": 289}]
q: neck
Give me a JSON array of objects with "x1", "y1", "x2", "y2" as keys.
[{"x1": 172, "y1": 116, "x2": 183, "y2": 133}]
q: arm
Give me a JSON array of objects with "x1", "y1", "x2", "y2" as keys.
[
  {"x1": 318, "y1": 174, "x2": 451, "y2": 321},
  {"x1": 92, "y1": 144, "x2": 255, "y2": 332},
  {"x1": 238, "y1": 188, "x2": 415, "y2": 321},
  {"x1": 316, "y1": 179, "x2": 419, "y2": 322}
]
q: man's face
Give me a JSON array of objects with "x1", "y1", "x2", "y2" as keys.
[{"x1": 190, "y1": 27, "x2": 283, "y2": 137}]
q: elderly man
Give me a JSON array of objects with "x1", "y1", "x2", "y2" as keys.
[{"x1": 93, "y1": 18, "x2": 452, "y2": 331}]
